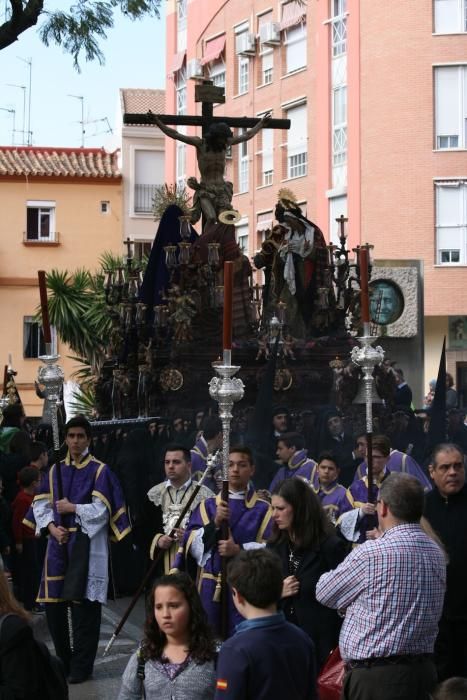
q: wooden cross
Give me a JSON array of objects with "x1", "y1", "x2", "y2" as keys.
[
  {"x1": 123, "y1": 236, "x2": 133, "y2": 259},
  {"x1": 123, "y1": 80, "x2": 290, "y2": 137},
  {"x1": 336, "y1": 214, "x2": 348, "y2": 241}
]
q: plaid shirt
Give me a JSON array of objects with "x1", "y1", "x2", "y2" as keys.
[{"x1": 316, "y1": 523, "x2": 446, "y2": 661}]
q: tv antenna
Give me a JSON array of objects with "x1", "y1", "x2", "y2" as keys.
[
  {"x1": 17, "y1": 57, "x2": 32, "y2": 145},
  {"x1": 0, "y1": 107, "x2": 16, "y2": 145},
  {"x1": 68, "y1": 94, "x2": 85, "y2": 147},
  {"x1": 68, "y1": 95, "x2": 113, "y2": 146},
  {"x1": 5, "y1": 84, "x2": 26, "y2": 144}
]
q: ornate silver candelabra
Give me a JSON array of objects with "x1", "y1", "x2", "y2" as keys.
[
  {"x1": 208, "y1": 351, "x2": 245, "y2": 480},
  {"x1": 351, "y1": 334, "x2": 385, "y2": 433},
  {"x1": 37, "y1": 352, "x2": 65, "y2": 453}
]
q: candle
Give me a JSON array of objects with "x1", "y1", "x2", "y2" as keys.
[
  {"x1": 359, "y1": 246, "x2": 370, "y2": 324},
  {"x1": 223, "y1": 261, "x2": 233, "y2": 350},
  {"x1": 37, "y1": 271, "x2": 52, "y2": 344}
]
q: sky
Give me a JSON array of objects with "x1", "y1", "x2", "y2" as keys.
[{"x1": 0, "y1": 3, "x2": 167, "y2": 150}]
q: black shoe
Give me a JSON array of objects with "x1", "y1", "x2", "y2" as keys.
[{"x1": 68, "y1": 674, "x2": 92, "y2": 684}]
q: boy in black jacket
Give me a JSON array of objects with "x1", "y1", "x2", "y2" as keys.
[{"x1": 215, "y1": 549, "x2": 317, "y2": 700}]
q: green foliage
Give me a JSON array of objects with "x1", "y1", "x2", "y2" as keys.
[
  {"x1": 43, "y1": 252, "x2": 149, "y2": 385},
  {"x1": 68, "y1": 382, "x2": 96, "y2": 418},
  {"x1": 0, "y1": 2, "x2": 161, "y2": 66},
  {"x1": 44, "y1": 269, "x2": 106, "y2": 375}
]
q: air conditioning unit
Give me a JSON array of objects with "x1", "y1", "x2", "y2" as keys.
[
  {"x1": 259, "y1": 22, "x2": 281, "y2": 46},
  {"x1": 236, "y1": 32, "x2": 256, "y2": 56},
  {"x1": 186, "y1": 58, "x2": 204, "y2": 80}
]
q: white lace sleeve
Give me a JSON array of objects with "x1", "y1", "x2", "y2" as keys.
[
  {"x1": 75, "y1": 497, "x2": 109, "y2": 538},
  {"x1": 33, "y1": 498, "x2": 54, "y2": 534},
  {"x1": 190, "y1": 528, "x2": 212, "y2": 567},
  {"x1": 242, "y1": 542, "x2": 266, "y2": 551},
  {"x1": 337, "y1": 509, "x2": 361, "y2": 543}
]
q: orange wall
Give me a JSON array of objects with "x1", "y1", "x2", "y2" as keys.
[{"x1": 0, "y1": 177, "x2": 122, "y2": 416}]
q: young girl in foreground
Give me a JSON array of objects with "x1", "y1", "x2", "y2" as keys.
[{"x1": 118, "y1": 573, "x2": 217, "y2": 700}]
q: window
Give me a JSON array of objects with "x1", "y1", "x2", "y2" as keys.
[
  {"x1": 176, "y1": 65, "x2": 187, "y2": 116},
  {"x1": 286, "y1": 103, "x2": 307, "y2": 178},
  {"x1": 133, "y1": 241, "x2": 152, "y2": 260},
  {"x1": 177, "y1": 0, "x2": 187, "y2": 29},
  {"x1": 261, "y1": 128, "x2": 274, "y2": 186},
  {"x1": 177, "y1": 0, "x2": 187, "y2": 51},
  {"x1": 26, "y1": 201, "x2": 56, "y2": 241},
  {"x1": 23, "y1": 317, "x2": 57, "y2": 358},
  {"x1": 435, "y1": 181, "x2": 467, "y2": 264},
  {"x1": 238, "y1": 129, "x2": 249, "y2": 193},
  {"x1": 332, "y1": 0, "x2": 347, "y2": 56},
  {"x1": 236, "y1": 222, "x2": 249, "y2": 254},
  {"x1": 209, "y1": 60, "x2": 226, "y2": 90},
  {"x1": 435, "y1": 65, "x2": 467, "y2": 149},
  {"x1": 284, "y1": 23, "x2": 307, "y2": 73},
  {"x1": 176, "y1": 142, "x2": 186, "y2": 189},
  {"x1": 329, "y1": 195, "x2": 348, "y2": 245},
  {"x1": 134, "y1": 150, "x2": 164, "y2": 214},
  {"x1": 238, "y1": 55, "x2": 249, "y2": 94},
  {"x1": 262, "y1": 51, "x2": 274, "y2": 85},
  {"x1": 100, "y1": 201, "x2": 110, "y2": 214},
  {"x1": 434, "y1": 0, "x2": 467, "y2": 33},
  {"x1": 333, "y1": 86, "x2": 347, "y2": 165}
]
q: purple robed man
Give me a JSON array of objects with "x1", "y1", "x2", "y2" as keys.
[
  {"x1": 23, "y1": 416, "x2": 130, "y2": 684},
  {"x1": 353, "y1": 448, "x2": 432, "y2": 492},
  {"x1": 339, "y1": 436, "x2": 401, "y2": 544},
  {"x1": 310, "y1": 454, "x2": 352, "y2": 524},
  {"x1": 311, "y1": 471, "x2": 352, "y2": 523},
  {"x1": 172, "y1": 447, "x2": 272, "y2": 637},
  {"x1": 190, "y1": 416, "x2": 223, "y2": 492},
  {"x1": 270, "y1": 433, "x2": 317, "y2": 493}
]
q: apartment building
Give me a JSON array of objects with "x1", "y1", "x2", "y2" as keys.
[
  {"x1": 164, "y1": 0, "x2": 467, "y2": 405},
  {"x1": 119, "y1": 88, "x2": 166, "y2": 259}
]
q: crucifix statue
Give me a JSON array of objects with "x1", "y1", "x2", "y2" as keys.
[{"x1": 124, "y1": 81, "x2": 290, "y2": 224}]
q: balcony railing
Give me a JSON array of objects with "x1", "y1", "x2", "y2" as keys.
[
  {"x1": 23, "y1": 231, "x2": 60, "y2": 244},
  {"x1": 134, "y1": 184, "x2": 158, "y2": 214}
]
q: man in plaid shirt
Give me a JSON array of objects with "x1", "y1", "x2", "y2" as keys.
[{"x1": 316, "y1": 473, "x2": 446, "y2": 700}]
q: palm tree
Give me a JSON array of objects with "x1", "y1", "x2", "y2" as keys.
[{"x1": 42, "y1": 252, "x2": 135, "y2": 413}]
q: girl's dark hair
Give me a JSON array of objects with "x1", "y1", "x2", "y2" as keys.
[
  {"x1": 270, "y1": 477, "x2": 333, "y2": 549},
  {"x1": 0, "y1": 572, "x2": 30, "y2": 621},
  {"x1": 141, "y1": 573, "x2": 216, "y2": 663}
]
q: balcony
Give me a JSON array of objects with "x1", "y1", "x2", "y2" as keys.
[
  {"x1": 134, "y1": 184, "x2": 158, "y2": 214},
  {"x1": 22, "y1": 231, "x2": 60, "y2": 246}
]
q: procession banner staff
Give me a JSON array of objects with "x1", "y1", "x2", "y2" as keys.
[
  {"x1": 219, "y1": 261, "x2": 233, "y2": 640},
  {"x1": 358, "y1": 248, "x2": 374, "y2": 503},
  {"x1": 103, "y1": 462, "x2": 213, "y2": 655},
  {"x1": 38, "y1": 270, "x2": 65, "y2": 504}
]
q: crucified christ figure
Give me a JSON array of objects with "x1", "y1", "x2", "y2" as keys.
[{"x1": 152, "y1": 113, "x2": 271, "y2": 223}]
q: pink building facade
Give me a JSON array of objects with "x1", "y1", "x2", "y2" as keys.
[{"x1": 164, "y1": 0, "x2": 467, "y2": 404}]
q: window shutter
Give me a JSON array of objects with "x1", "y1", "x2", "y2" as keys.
[
  {"x1": 262, "y1": 129, "x2": 274, "y2": 173},
  {"x1": 435, "y1": 66, "x2": 460, "y2": 139},
  {"x1": 287, "y1": 104, "x2": 307, "y2": 156},
  {"x1": 434, "y1": 0, "x2": 459, "y2": 33}
]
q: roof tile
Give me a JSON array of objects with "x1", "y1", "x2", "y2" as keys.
[
  {"x1": 0, "y1": 147, "x2": 120, "y2": 178},
  {"x1": 120, "y1": 88, "x2": 165, "y2": 123}
]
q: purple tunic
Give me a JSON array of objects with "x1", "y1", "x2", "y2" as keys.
[
  {"x1": 352, "y1": 450, "x2": 432, "y2": 492},
  {"x1": 312, "y1": 480, "x2": 352, "y2": 524},
  {"x1": 343, "y1": 475, "x2": 386, "y2": 544},
  {"x1": 191, "y1": 437, "x2": 218, "y2": 493},
  {"x1": 24, "y1": 454, "x2": 130, "y2": 602},
  {"x1": 173, "y1": 489, "x2": 272, "y2": 636},
  {"x1": 269, "y1": 450, "x2": 317, "y2": 493}
]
